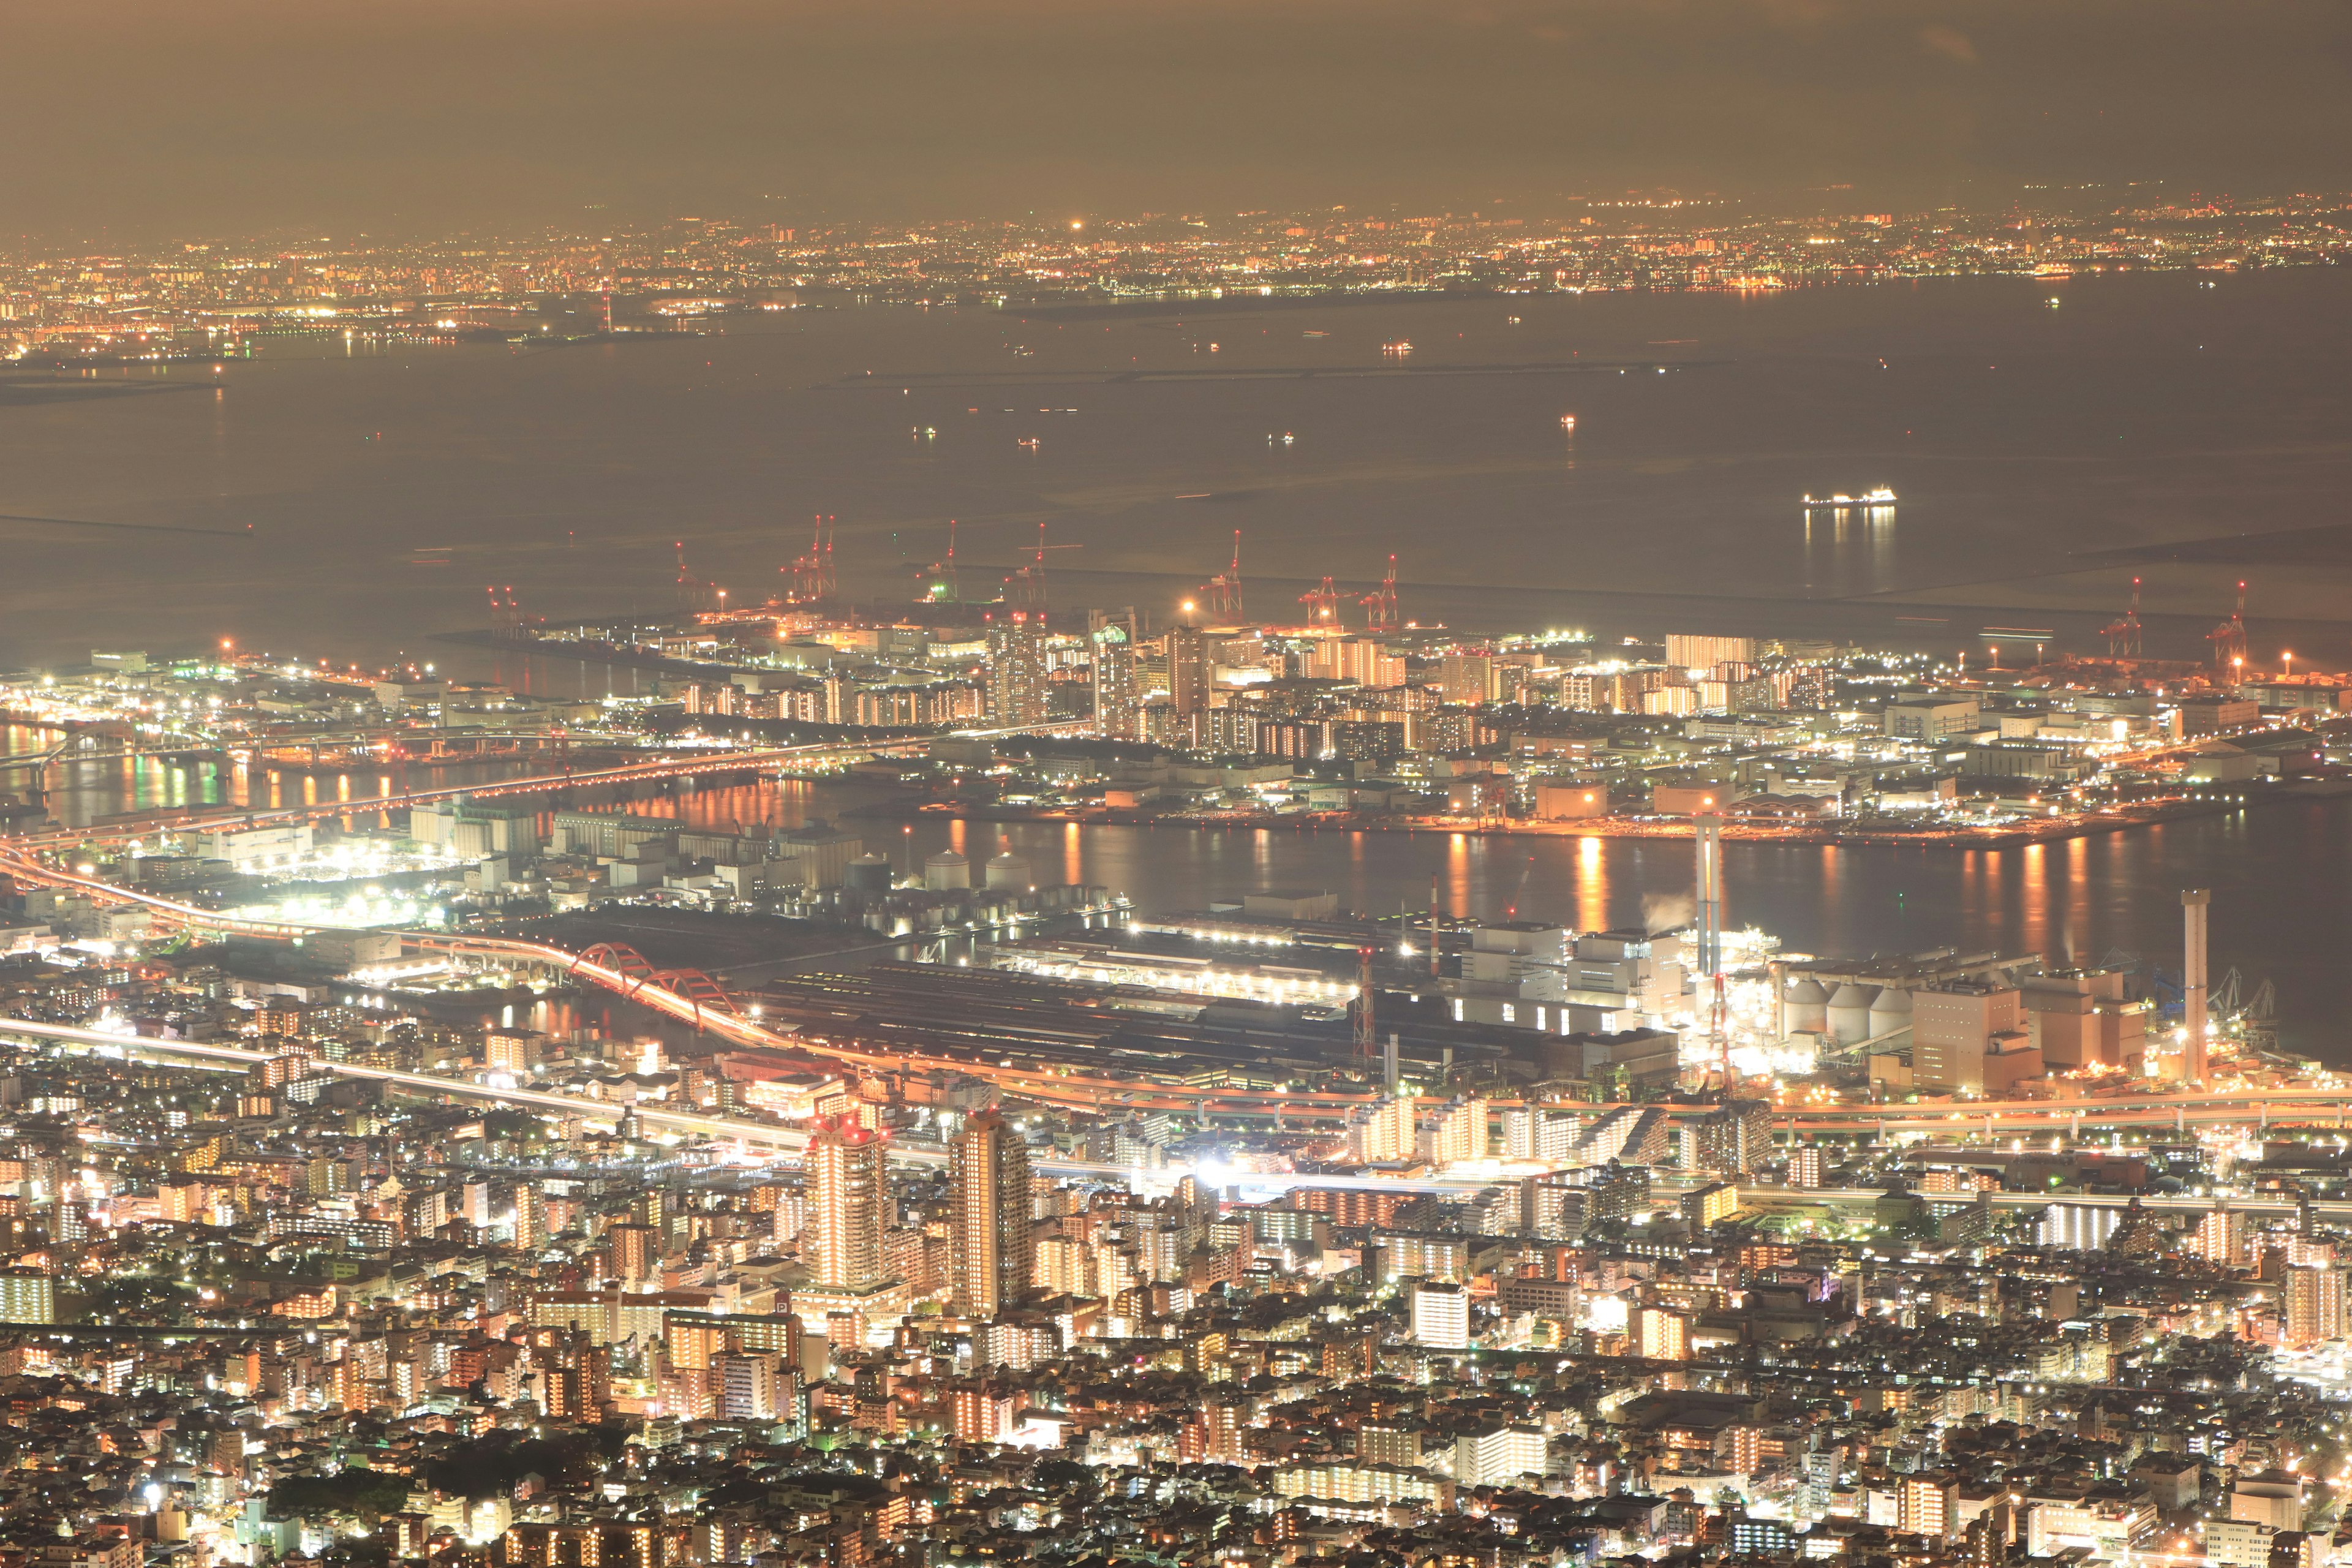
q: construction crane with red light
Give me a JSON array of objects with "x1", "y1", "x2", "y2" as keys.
[
  {"x1": 1200, "y1": 530, "x2": 1244, "y2": 622},
  {"x1": 2208, "y1": 579, "x2": 2248, "y2": 673},
  {"x1": 1299, "y1": 576, "x2": 1344, "y2": 627},
  {"x1": 1360, "y1": 554, "x2": 1399, "y2": 631},
  {"x1": 2100, "y1": 576, "x2": 2144, "y2": 660}
]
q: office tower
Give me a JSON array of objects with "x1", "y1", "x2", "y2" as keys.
[
  {"x1": 1090, "y1": 609, "x2": 1139, "y2": 739},
  {"x1": 987, "y1": 610, "x2": 1047, "y2": 725},
  {"x1": 1167, "y1": 624, "x2": 1210, "y2": 716},
  {"x1": 950, "y1": 1110, "x2": 1034, "y2": 1317},
  {"x1": 807, "y1": 1119, "x2": 886, "y2": 1289}
]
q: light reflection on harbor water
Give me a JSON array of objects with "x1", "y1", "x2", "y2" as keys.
[{"x1": 10, "y1": 730, "x2": 2351, "y2": 1057}]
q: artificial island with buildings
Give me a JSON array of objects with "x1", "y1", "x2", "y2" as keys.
[{"x1": 5, "y1": 532, "x2": 2352, "y2": 1568}]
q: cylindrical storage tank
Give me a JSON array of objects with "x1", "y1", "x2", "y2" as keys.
[
  {"x1": 1866, "y1": 987, "x2": 1913, "y2": 1042},
  {"x1": 1784, "y1": 976, "x2": 1831, "y2": 1035},
  {"x1": 924, "y1": 850, "x2": 971, "y2": 892},
  {"x1": 985, "y1": 851, "x2": 1032, "y2": 891},
  {"x1": 845, "y1": 853, "x2": 894, "y2": 894},
  {"x1": 1825, "y1": 982, "x2": 1880, "y2": 1045}
]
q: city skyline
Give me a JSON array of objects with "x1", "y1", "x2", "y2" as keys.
[
  {"x1": 6, "y1": 9, "x2": 2352, "y2": 1568},
  {"x1": 5, "y1": 1, "x2": 2351, "y2": 239}
]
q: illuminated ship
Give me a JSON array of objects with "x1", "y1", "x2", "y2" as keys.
[{"x1": 1801, "y1": 487, "x2": 1896, "y2": 509}]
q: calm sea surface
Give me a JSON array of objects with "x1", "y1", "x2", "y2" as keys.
[
  {"x1": 7, "y1": 270, "x2": 2352, "y2": 1051},
  {"x1": 6, "y1": 268, "x2": 2352, "y2": 667}
]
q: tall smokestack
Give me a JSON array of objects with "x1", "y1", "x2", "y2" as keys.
[
  {"x1": 2182, "y1": 889, "x2": 2211, "y2": 1085},
  {"x1": 1695, "y1": 813, "x2": 1725, "y2": 979}
]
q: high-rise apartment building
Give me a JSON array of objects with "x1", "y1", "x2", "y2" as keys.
[
  {"x1": 807, "y1": 1119, "x2": 887, "y2": 1290},
  {"x1": 714, "y1": 1351, "x2": 784, "y2": 1422},
  {"x1": 0, "y1": 1269, "x2": 55, "y2": 1324},
  {"x1": 1411, "y1": 1281, "x2": 1470, "y2": 1348},
  {"x1": 2285, "y1": 1264, "x2": 2346, "y2": 1348},
  {"x1": 1089, "y1": 611, "x2": 1139, "y2": 739},
  {"x1": 1634, "y1": 1305, "x2": 1689, "y2": 1361},
  {"x1": 950, "y1": 1110, "x2": 1035, "y2": 1318},
  {"x1": 1665, "y1": 634, "x2": 1757, "y2": 673},
  {"x1": 987, "y1": 611, "x2": 1048, "y2": 725}
]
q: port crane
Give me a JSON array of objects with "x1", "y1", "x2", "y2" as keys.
[
  {"x1": 1200, "y1": 530, "x2": 1244, "y2": 622},
  {"x1": 674, "y1": 540, "x2": 726, "y2": 614},
  {"x1": 2208, "y1": 579, "x2": 2248, "y2": 673},
  {"x1": 1360, "y1": 554, "x2": 1399, "y2": 631},
  {"x1": 1299, "y1": 576, "x2": 1344, "y2": 626},
  {"x1": 781, "y1": 515, "x2": 837, "y2": 604},
  {"x1": 2100, "y1": 576, "x2": 2144, "y2": 659}
]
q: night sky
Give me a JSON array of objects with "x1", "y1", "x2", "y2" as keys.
[{"x1": 9, "y1": 0, "x2": 2350, "y2": 238}]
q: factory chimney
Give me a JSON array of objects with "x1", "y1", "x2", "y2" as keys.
[
  {"x1": 1694, "y1": 813, "x2": 1724, "y2": 979},
  {"x1": 2182, "y1": 889, "x2": 2211, "y2": 1085}
]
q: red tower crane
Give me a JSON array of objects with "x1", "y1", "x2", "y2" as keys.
[{"x1": 1360, "y1": 554, "x2": 1399, "y2": 631}]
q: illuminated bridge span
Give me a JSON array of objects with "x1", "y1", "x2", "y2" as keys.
[{"x1": 5, "y1": 721, "x2": 1085, "y2": 849}]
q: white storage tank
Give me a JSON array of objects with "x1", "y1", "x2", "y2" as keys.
[
  {"x1": 1825, "y1": 982, "x2": 1881, "y2": 1045},
  {"x1": 1784, "y1": 976, "x2": 1831, "y2": 1034},
  {"x1": 985, "y1": 851, "x2": 1033, "y2": 891},
  {"x1": 924, "y1": 850, "x2": 971, "y2": 891},
  {"x1": 1867, "y1": 987, "x2": 1913, "y2": 1042}
]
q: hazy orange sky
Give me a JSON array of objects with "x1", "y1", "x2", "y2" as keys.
[{"x1": 9, "y1": 0, "x2": 2349, "y2": 238}]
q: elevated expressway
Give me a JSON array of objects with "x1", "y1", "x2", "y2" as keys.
[
  {"x1": 0, "y1": 844, "x2": 1383, "y2": 1123},
  {"x1": 4, "y1": 839, "x2": 2342, "y2": 1131},
  {"x1": 7, "y1": 736, "x2": 2346, "y2": 1134}
]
